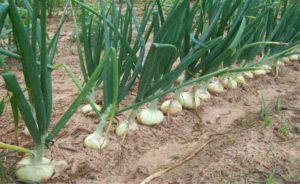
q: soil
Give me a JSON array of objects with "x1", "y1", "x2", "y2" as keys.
[{"x1": 0, "y1": 17, "x2": 300, "y2": 184}]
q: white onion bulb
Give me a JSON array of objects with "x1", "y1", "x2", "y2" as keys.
[
  {"x1": 289, "y1": 54, "x2": 299, "y2": 61},
  {"x1": 222, "y1": 77, "x2": 238, "y2": 89},
  {"x1": 16, "y1": 156, "x2": 54, "y2": 183},
  {"x1": 116, "y1": 120, "x2": 138, "y2": 136},
  {"x1": 276, "y1": 61, "x2": 285, "y2": 67},
  {"x1": 281, "y1": 57, "x2": 290, "y2": 63},
  {"x1": 84, "y1": 133, "x2": 108, "y2": 149},
  {"x1": 23, "y1": 127, "x2": 30, "y2": 136},
  {"x1": 116, "y1": 121, "x2": 128, "y2": 136},
  {"x1": 176, "y1": 73, "x2": 185, "y2": 83},
  {"x1": 160, "y1": 99, "x2": 182, "y2": 115},
  {"x1": 196, "y1": 87, "x2": 211, "y2": 100},
  {"x1": 177, "y1": 91, "x2": 200, "y2": 109},
  {"x1": 261, "y1": 65, "x2": 272, "y2": 73},
  {"x1": 243, "y1": 71, "x2": 254, "y2": 79},
  {"x1": 253, "y1": 69, "x2": 266, "y2": 76},
  {"x1": 137, "y1": 109, "x2": 164, "y2": 125},
  {"x1": 81, "y1": 104, "x2": 101, "y2": 116},
  {"x1": 208, "y1": 80, "x2": 224, "y2": 94},
  {"x1": 234, "y1": 74, "x2": 246, "y2": 85}
]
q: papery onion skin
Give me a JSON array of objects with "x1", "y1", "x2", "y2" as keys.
[
  {"x1": 84, "y1": 133, "x2": 108, "y2": 149},
  {"x1": 16, "y1": 156, "x2": 54, "y2": 183},
  {"x1": 116, "y1": 121, "x2": 128, "y2": 136},
  {"x1": 81, "y1": 104, "x2": 101, "y2": 115},
  {"x1": 289, "y1": 54, "x2": 299, "y2": 61},
  {"x1": 208, "y1": 81, "x2": 224, "y2": 94},
  {"x1": 197, "y1": 88, "x2": 211, "y2": 100},
  {"x1": 243, "y1": 71, "x2": 254, "y2": 79},
  {"x1": 281, "y1": 57, "x2": 290, "y2": 63},
  {"x1": 138, "y1": 109, "x2": 164, "y2": 125},
  {"x1": 222, "y1": 77, "x2": 238, "y2": 89},
  {"x1": 161, "y1": 99, "x2": 182, "y2": 115},
  {"x1": 253, "y1": 69, "x2": 267, "y2": 76},
  {"x1": 234, "y1": 74, "x2": 246, "y2": 85},
  {"x1": 177, "y1": 92, "x2": 200, "y2": 109},
  {"x1": 261, "y1": 65, "x2": 272, "y2": 73}
]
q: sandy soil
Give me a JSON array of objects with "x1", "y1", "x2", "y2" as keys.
[{"x1": 0, "y1": 18, "x2": 300, "y2": 184}]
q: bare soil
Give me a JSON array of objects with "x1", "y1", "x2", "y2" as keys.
[{"x1": 0, "y1": 18, "x2": 300, "y2": 184}]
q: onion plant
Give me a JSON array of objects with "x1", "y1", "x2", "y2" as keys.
[
  {"x1": 47, "y1": 0, "x2": 63, "y2": 17},
  {"x1": 67, "y1": 0, "x2": 156, "y2": 140},
  {"x1": 259, "y1": 0, "x2": 300, "y2": 63},
  {"x1": 71, "y1": 0, "x2": 262, "y2": 135},
  {"x1": 0, "y1": 1, "x2": 299, "y2": 183},
  {"x1": 0, "y1": 0, "x2": 112, "y2": 183},
  {"x1": 0, "y1": 99, "x2": 4, "y2": 117}
]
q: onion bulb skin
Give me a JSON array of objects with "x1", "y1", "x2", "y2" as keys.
[
  {"x1": 261, "y1": 65, "x2": 272, "y2": 73},
  {"x1": 84, "y1": 133, "x2": 108, "y2": 149},
  {"x1": 208, "y1": 80, "x2": 224, "y2": 94},
  {"x1": 16, "y1": 156, "x2": 54, "y2": 183},
  {"x1": 243, "y1": 71, "x2": 254, "y2": 79},
  {"x1": 177, "y1": 92, "x2": 200, "y2": 109},
  {"x1": 116, "y1": 120, "x2": 138, "y2": 136},
  {"x1": 116, "y1": 121, "x2": 128, "y2": 136},
  {"x1": 222, "y1": 77, "x2": 238, "y2": 89},
  {"x1": 81, "y1": 104, "x2": 101, "y2": 116},
  {"x1": 196, "y1": 88, "x2": 211, "y2": 100},
  {"x1": 234, "y1": 74, "x2": 246, "y2": 85},
  {"x1": 23, "y1": 127, "x2": 30, "y2": 136},
  {"x1": 176, "y1": 73, "x2": 185, "y2": 83},
  {"x1": 276, "y1": 61, "x2": 285, "y2": 67},
  {"x1": 289, "y1": 54, "x2": 299, "y2": 61},
  {"x1": 281, "y1": 57, "x2": 290, "y2": 63},
  {"x1": 253, "y1": 69, "x2": 267, "y2": 76},
  {"x1": 160, "y1": 99, "x2": 182, "y2": 115},
  {"x1": 137, "y1": 109, "x2": 164, "y2": 126}
]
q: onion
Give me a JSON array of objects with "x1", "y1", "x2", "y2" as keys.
[
  {"x1": 276, "y1": 61, "x2": 285, "y2": 67},
  {"x1": 208, "y1": 80, "x2": 224, "y2": 94},
  {"x1": 243, "y1": 71, "x2": 254, "y2": 79},
  {"x1": 281, "y1": 57, "x2": 290, "y2": 63},
  {"x1": 81, "y1": 104, "x2": 101, "y2": 116},
  {"x1": 222, "y1": 77, "x2": 238, "y2": 89},
  {"x1": 16, "y1": 156, "x2": 54, "y2": 183},
  {"x1": 160, "y1": 99, "x2": 182, "y2": 115},
  {"x1": 116, "y1": 121, "x2": 128, "y2": 136},
  {"x1": 234, "y1": 74, "x2": 246, "y2": 85},
  {"x1": 289, "y1": 54, "x2": 299, "y2": 61},
  {"x1": 137, "y1": 108, "x2": 164, "y2": 125},
  {"x1": 177, "y1": 91, "x2": 200, "y2": 109},
  {"x1": 116, "y1": 119, "x2": 138, "y2": 136},
  {"x1": 84, "y1": 133, "x2": 108, "y2": 149},
  {"x1": 253, "y1": 69, "x2": 266, "y2": 76},
  {"x1": 23, "y1": 127, "x2": 30, "y2": 136},
  {"x1": 261, "y1": 65, "x2": 272, "y2": 73},
  {"x1": 176, "y1": 73, "x2": 185, "y2": 83},
  {"x1": 196, "y1": 87, "x2": 211, "y2": 100}
]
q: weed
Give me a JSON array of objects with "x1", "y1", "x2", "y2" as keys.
[
  {"x1": 277, "y1": 123, "x2": 291, "y2": 136},
  {"x1": 223, "y1": 137, "x2": 235, "y2": 146},
  {"x1": 274, "y1": 98, "x2": 283, "y2": 111},
  {"x1": 260, "y1": 96, "x2": 272, "y2": 127},
  {"x1": 264, "y1": 174, "x2": 274, "y2": 184}
]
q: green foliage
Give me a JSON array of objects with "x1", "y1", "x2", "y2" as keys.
[
  {"x1": 260, "y1": 95, "x2": 271, "y2": 127},
  {"x1": 0, "y1": 0, "x2": 299, "y2": 174},
  {"x1": 277, "y1": 123, "x2": 291, "y2": 136},
  {"x1": 0, "y1": 99, "x2": 4, "y2": 117},
  {"x1": 0, "y1": 161, "x2": 10, "y2": 184}
]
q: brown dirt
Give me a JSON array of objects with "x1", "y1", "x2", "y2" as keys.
[{"x1": 0, "y1": 18, "x2": 300, "y2": 184}]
